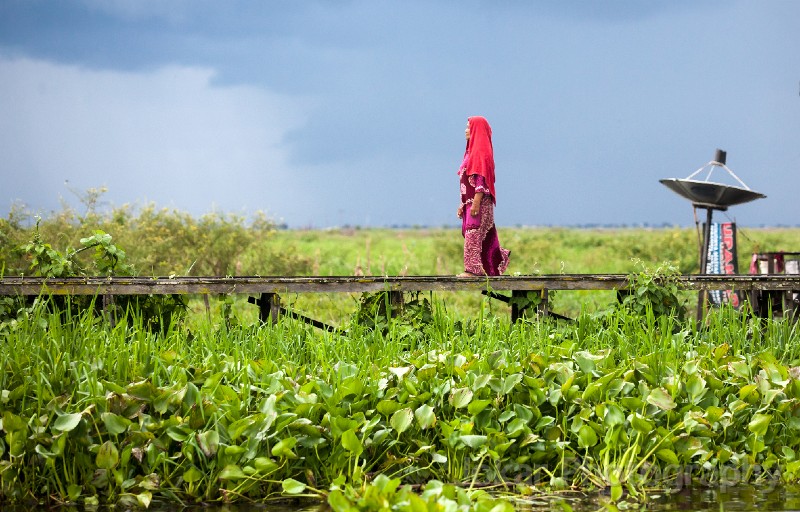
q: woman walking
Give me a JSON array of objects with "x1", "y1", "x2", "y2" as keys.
[{"x1": 457, "y1": 116, "x2": 510, "y2": 277}]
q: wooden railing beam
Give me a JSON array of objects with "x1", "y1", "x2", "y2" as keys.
[{"x1": 2, "y1": 274, "x2": 798, "y2": 296}]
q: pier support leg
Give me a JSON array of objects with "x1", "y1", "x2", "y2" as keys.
[
  {"x1": 510, "y1": 290, "x2": 525, "y2": 322},
  {"x1": 510, "y1": 289, "x2": 549, "y2": 322},
  {"x1": 250, "y1": 292, "x2": 280, "y2": 325},
  {"x1": 388, "y1": 291, "x2": 404, "y2": 318},
  {"x1": 203, "y1": 294, "x2": 211, "y2": 322},
  {"x1": 538, "y1": 288, "x2": 549, "y2": 318},
  {"x1": 102, "y1": 294, "x2": 116, "y2": 328}
]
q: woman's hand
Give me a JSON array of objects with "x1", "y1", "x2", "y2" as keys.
[
  {"x1": 457, "y1": 204, "x2": 464, "y2": 218},
  {"x1": 470, "y1": 193, "x2": 483, "y2": 217}
]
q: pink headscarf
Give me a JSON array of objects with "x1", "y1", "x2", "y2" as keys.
[{"x1": 463, "y1": 116, "x2": 496, "y2": 200}]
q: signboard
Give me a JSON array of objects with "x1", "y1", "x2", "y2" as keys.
[{"x1": 706, "y1": 222, "x2": 740, "y2": 307}]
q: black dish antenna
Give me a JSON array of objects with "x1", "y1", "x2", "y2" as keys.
[{"x1": 659, "y1": 149, "x2": 765, "y2": 211}]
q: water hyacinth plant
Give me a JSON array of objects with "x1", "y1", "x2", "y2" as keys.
[{"x1": 1, "y1": 290, "x2": 799, "y2": 509}]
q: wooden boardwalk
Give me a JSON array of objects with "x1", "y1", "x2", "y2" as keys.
[
  {"x1": 2, "y1": 274, "x2": 799, "y2": 295},
  {"x1": 1, "y1": 274, "x2": 798, "y2": 325}
]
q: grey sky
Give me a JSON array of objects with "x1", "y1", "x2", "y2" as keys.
[{"x1": 1, "y1": 1, "x2": 797, "y2": 228}]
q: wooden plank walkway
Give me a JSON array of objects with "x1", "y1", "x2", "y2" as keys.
[
  {"x1": 2, "y1": 274, "x2": 797, "y2": 325},
  {"x1": 2, "y1": 274, "x2": 799, "y2": 295}
]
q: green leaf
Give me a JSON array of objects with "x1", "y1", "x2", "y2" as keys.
[
  {"x1": 729, "y1": 360, "x2": 751, "y2": 379},
  {"x1": 254, "y1": 457, "x2": 279, "y2": 474},
  {"x1": 166, "y1": 425, "x2": 192, "y2": 442},
  {"x1": 96, "y1": 441, "x2": 119, "y2": 470},
  {"x1": 35, "y1": 444, "x2": 56, "y2": 459},
  {"x1": 739, "y1": 383, "x2": 759, "y2": 401},
  {"x1": 501, "y1": 373, "x2": 523, "y2": 395},
  {"x1": 459, "y1": 434, "x2": 487, "y2": 449},
  {"x1": 197, "y1": 430, "x2": 219, "y2": 458},
  {"x1": 183, "y1": 466, "x2": 203, "y2": 483},
  {"x1": 748, "y1": 413, "x2": 772, "y2": 436},
  {"x1": 646, "y1": 387, "x2": 676, "y2": 410},
  {"x1": 603, "y1": 404, "x2": 625, "y2": 427},
  {"x1": 101, "y1": 412, "x2": 130, "y2": 435},
  {"x1": 127, "y1": 380, "x2": 156, "y2": 401},
  {"x1": 630, "y1": 413, "x2": 654, "y2": 433},
  {"x1": 219, "y1": 464, "x2": 247, "y2": 480},
  {"x1": 574, "y1": 351, "x2": 603, "y2": 374},
  {"x1": 467, "y1": 399, "x2": 492, "y2": 415},
  {"x1": 496, "y1": 407, "x2": 515, "y2": 423},
  {"x1": 135, "y1": 491, "x2": 152, "y2": 509},
  {"x1": 373, "y1": 473, "x2": 401, "y2": 493},
  {"x1": 67, "y1": 483, "x2": 82, "y2": 501},
  {"x1": 407, "y1": 492, "x2": 429, "y2": 512},
  {"x1": 377, "y1": 400, "x2": 402, "y2": 416},
  {"x1": 183, "y1": 382, "x2": 201, "y2": 407},
  {"x1": 686, "y1": 375, "x2": 707, "y2": 403},
  {"x1": 655, "y1": 448, "x2": 680, "y2": 465},
  {"x1": 577, "y1": 425, "x2": 598, "y2": 448},
  {"x1": 611, "y1": 482, "x2": 623, "y2": 502},
  {"x1": 341, "y1": 428, "x2": 363, "y2": 456},
  {"x1": 328, "y1": 489, "x2": 352, "y2": 512},
  {"x1": 390, "y1": 408, "x2": 414, "y2": 434},
  {"x1": 620, "y1": 396, "x2": 644, "y2": 411},
  {"x1": 472, "y1": 374, "x2": 492, "y2": 391},
  {"x1": 271, "y1": 437, "x2": 298, "y2": 458},
  {"x1": 415, "y1": 404, "x2": 436, "y2": 429},
  {"x1": 282, "y1": 478, "x2": 306, "y2": 495},
  {"x1": 506, "y1": 417, "x2": 528, "y2": 436},
  {"x1": 582, "y1": 380, "x2": 604, "y2": 402},
  {"x1": 534, "y1": 416, "x2": 556, "y2": 430},
  {"x1": 53, "y1": 413, "x2": 82, "y2": 432},
  {"x1": 2, "y1": 412, "x2": 27, "y2": 432},
  {"x1": 449, "y1": 387, "x2": 473, "y2": 409}
]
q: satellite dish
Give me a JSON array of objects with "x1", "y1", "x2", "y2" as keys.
[
  {"x1": 660, "y1": 149, "x2": 765, "y2": 210},
  {"x1": 659, "y1": 179, "x2": 766, "y2": 210}
]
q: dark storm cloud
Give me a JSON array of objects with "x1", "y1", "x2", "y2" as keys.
[{"x1": 0, "y1": 0, "x2": 797, "y2": 228}]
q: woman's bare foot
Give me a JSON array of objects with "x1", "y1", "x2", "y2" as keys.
[{"x1": 457, "y1": 271, "x2": 482, "y2": 278}]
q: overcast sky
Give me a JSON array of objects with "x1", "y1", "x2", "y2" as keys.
[{"x1": 1, "y1": 1, "x2": 797, "y2": 228}]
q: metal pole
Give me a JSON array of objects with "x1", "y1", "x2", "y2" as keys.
[{"x1": 696, "y1": 207, "x2": 714, "y2": 322}]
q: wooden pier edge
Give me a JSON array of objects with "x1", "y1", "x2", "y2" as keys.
[
  {"x1": 1, "y1": 274, "x2": 798, "y2": 326},
  {"x1": 2, "y1": 274, "x2": 799, "y2": 295}
]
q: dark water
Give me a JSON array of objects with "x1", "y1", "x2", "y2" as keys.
[
  {"x1": 649, "y1": 484, "x2": 800, "y2": 511},
  {"x1": 6, "y1": 485, "x2": 800, "y2": 511},
  {"x1": 526, "y1": 484, "x2": 800, "y2": 511}
]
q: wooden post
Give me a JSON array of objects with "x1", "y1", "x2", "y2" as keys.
[
  {"x1": 509, "y1": 289, "x2": 548, "y2": 322},
  {"x1": 510, "y1": 290, "x2": 525, "y2": 322},
  {"x1": 257, "y1": 292, "x2": 280, "y2": 324},
  {"x1": 102, "y1": 294, "x2": 116, "y2": 328},
  {"x1": 538, "y1": 288, "x2": 549, "y2": 318},
  {"x1": 388, "y1": 291, "x2": 404, "y2": 318},
  {"x1": 203, "y1": 294, "x2": 211, "y2": 322},
  {"x1": 696, "y1": 207, "x2": 713, "y2": 322}
]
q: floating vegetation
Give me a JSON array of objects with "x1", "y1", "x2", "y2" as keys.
[{"x1": 1, "y1": 295, "x2": 799, "y2": 509}]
